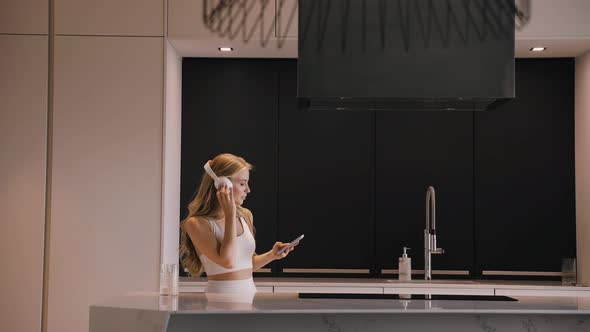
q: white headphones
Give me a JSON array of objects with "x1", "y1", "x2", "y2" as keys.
[{"x1": 203, "y1": 161, "x2": 233, "y2": 190}]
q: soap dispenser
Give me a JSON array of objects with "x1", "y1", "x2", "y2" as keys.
[{"x1": 398, "y1": 247, "x2": 412, "y2": 281}]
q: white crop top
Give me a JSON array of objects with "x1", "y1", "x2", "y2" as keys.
[{"x1": 199, "y1": 216, "x2": 256, "y2": 276}]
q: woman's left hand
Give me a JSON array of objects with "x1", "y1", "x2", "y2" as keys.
[{"x1": 271, "y1": 241, "x2": 299, "y2": 260}]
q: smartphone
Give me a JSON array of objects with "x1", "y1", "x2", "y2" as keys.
[{"x1": 277, "y1": 234, "x2": 304, "y2": 255}]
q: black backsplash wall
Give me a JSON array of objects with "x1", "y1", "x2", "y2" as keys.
[
  {"x1": 474, "y1": 59, "x2": 576, "y2": 275},
  {"x1": 181, "y1": 58, "x2": 575, "y2": 278}
]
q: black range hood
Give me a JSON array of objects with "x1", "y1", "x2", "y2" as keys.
[{"x1": 297, "y1": 0, "x2": 515, "y2": 111}]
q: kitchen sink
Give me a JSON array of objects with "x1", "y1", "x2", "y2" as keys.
[{"x1": 298, "y1": 293, "x2": 518, "y2": 301}]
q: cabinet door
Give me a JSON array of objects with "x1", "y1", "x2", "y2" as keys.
[
  {"x1": 276, "y1": 61, "x2": 374, "y2": 274},
  {"x1": 375, "y1": 111, "x2": 474, "y2": 278},
  {"x1": 181, "y1": 59, "x2": 279, "y2": 273},
  {"x1": 475, "y1": 59, "x2": 576, "y2": 277}
]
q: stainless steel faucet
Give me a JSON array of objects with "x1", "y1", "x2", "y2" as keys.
[{"x1": 424, "y1": 186, "x2": 444, "y2": 280}]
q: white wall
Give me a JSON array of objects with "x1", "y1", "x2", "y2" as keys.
[
  {"x1": 161, "y1": 40, "x2": 182, "y2": 265},
  {"x1": 0, "y1": 34, "x2": 48, "y2": 332},
  {"x1": 576, "y1": 50, "x2": 590, "y2": 286}
]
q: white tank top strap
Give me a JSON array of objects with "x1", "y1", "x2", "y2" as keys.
[
  {"x1": 239, "y1": 216, "x2": 249, "y2": 235},
  {"x1": 207, "y1": 218, "x2": 220, "y2": 237},
  {"x1": 208, "y1": 216, "x2": 248, "y2": 237}
]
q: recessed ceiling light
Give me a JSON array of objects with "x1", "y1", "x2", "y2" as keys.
[
  {"x1": 218, "y1": 47, "x2": 233, "y2": 52},
  {"x1": 530, "y1": 47, "x2": 547, "y2": 52}
]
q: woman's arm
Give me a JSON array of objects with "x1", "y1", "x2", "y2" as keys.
[
  {"x1": 184, "y1": 183, "x2": 238, "y2": 269},
  {"x1": 252, "y1": 241, "x2": 298, "y2": 271},
  {"x1": 184, "y1": 217, "x2": 236, "y2": 269},
  {"x1": 215, "y1": 183, "x2": 238, "y2": 267},
  {"x1": 252, "y1": 251, "x2": 275, "y2": 271},
  {"x1": 244, "y1": 208, "x2": 298, "y2": 271}
]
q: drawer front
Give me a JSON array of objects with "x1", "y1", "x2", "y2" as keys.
[
  {"x1": 256, "y1": 286, "x2": 274, "y2": 293},
  {"x1": 179, "y1": 285, "x2": 274, "y2": 293},
  {"x1": 495, "y1": 288, "x2": 590, "y2": 297}
]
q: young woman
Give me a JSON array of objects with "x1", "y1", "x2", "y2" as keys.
[{"x1": 180, "y1": 153, "x2": 297, "y2": 303}]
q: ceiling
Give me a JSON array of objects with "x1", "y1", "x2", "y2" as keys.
[
  {"x1": 168, "y1": 0, "x2": 590, "y2": 59},
  {"x1": 170, "y1": 37, "x2": 590, "y2": 59}
]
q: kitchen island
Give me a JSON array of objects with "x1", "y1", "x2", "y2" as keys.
[
  {"x1": 180, "y1": 277, "x2": 590, "y2": 297},
  {"x1": 90, "y1": 291, "x2": 590, "y2": 332}
]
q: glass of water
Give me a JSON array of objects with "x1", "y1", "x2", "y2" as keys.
[
  {"x1": 160, "y1": 263, "x2": 179, "y2": 296},
  {"x1": 561, "y1": 258, "x2": 577, "y2": 286}
]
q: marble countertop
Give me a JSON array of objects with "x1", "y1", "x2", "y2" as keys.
[
  {"x1": 93, "y1": 292, "x2": 590, "y2": 314},
  {"x1": 180, "y1": 277, "x2": 588, "y2": 290}
]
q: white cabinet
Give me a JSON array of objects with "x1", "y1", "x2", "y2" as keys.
[
  {"x1": 50, "y1": 35, "x2": 164, "y2": 331},
  {"x1": 55, "y1": 0, "x2": 164, "y2": 36},
  {"x1": 0, "y1": 34, "x2": 48, "y2": 332},
  {"x1": 0, "y1": 0, "x2": 48, "y2": 34},
  {"x1": 257, "y1": 286, "x2": 274, "y2": 293},
  {"x1": 495, "y1": 288, "x2": 590, "y2": 297}
]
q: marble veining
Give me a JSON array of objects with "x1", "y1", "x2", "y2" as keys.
[{"x1": 90, "y1": 293, "x2": 590, "y2": 332}]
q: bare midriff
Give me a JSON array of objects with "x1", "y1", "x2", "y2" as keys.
[{"x1": 207, "y1": 268, "x2": 253, "y2": 281}]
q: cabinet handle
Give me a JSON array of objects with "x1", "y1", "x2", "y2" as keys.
[
  {"x1": 482, "y1": 270, "x2": 563, "y2": 276},
  {"x1": 282, "y1": 268, "x2": 370, "y2": 274},
  {"x1": 254, "y1": 268, "x2": 272, "y2": 273},
  {"x1": 381, "y1": 269, "x2": 469, "y2": 275}
]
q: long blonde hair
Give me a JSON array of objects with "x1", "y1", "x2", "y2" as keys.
[{"x1": 179, "y1": 153, "x2": 254, "y2": 276}]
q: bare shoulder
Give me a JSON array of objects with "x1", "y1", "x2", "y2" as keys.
[{"x1": 183, "y1": 216, "x2": 211, "y2": 234}]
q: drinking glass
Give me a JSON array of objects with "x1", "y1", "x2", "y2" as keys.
[
  {"x1": 561, "y1": 258, "x2": 577, "y2": 286},
  {"x1": 160, "y1": 263, "x2": 179, "y2": 296}
]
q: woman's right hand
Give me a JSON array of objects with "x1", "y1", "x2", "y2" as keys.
[{"x1": 216, "y1": 183, "x2": 236, "y2": 219}]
